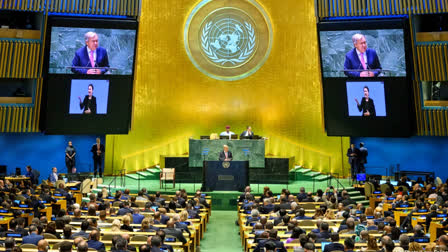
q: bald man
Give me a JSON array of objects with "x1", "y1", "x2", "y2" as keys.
[
  {"x1": 87, "y1": 230, "x2": 105, "y2": 251},
  {"x1": 218, "y1": 145, "x2": 233, "y2": 161},
  {"x1": 37, "y1": 239, "x2": 49, "y2": 252}
]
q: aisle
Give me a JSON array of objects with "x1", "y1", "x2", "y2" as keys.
[{"x1": 200, "y1": 210, "x2": 243, "y2": 252}]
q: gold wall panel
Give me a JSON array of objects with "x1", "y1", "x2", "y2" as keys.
[
  {"x1": 105, "y1": 0, "x2": 350, "y2": 176},
  {"x1": 0, "y1": 78, "x2": 42, "y2": 133}
]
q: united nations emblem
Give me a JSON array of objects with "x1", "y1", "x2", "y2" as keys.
[
  {"x1": 184, "y1": 0, "x2": 273, "y2": 81},
  {"x1": 222, "y1": 161, "x2": 231, "y2": 168}
]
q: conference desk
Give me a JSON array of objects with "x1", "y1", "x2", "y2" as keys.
[
  {"x1": 430, "y1": 222, "x2": 446, "y2": 242},
  {"x1": 4, "y1": 176, "x2": 29, "y2": 182},
  {"x1": 189, "y1": 139, "x2": 265, "y2": 168}
]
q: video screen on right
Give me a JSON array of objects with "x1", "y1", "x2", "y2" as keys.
[
  {"x1": 319, "y1": 29, "x2": 407, "y2": 78},
  {"x1": 319, "y1": 19, "x2": 413, "y2": 137}
]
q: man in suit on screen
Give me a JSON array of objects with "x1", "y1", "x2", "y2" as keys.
[
  {"x1": 72, "y1": 31, "x2": 110, "y2": 75},
  {"x1": 344, "y1": 33, "x2": 382, "y2": 78}
]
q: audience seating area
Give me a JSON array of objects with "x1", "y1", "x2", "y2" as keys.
[
  {"x1": 237, "y1": 178, "x2": 448, "y2": 252},
  {"x1": 0, "y1": 178, "x2": 211, "y2": 252}
]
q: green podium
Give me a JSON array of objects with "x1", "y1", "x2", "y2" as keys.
[{"x1": 189, "y1": 139, "x2": 265, "y2": 168}]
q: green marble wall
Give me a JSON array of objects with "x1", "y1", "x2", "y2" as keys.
[{"x1": 189, "y1": 139, "x2": 265, "y2": 168}]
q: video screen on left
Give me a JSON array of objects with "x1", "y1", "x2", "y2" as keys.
[{"x1": 41, "y1": 16, "x2": 137, "y2": 134}]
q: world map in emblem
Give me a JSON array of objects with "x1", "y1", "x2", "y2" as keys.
[
  {"x1": 184, "y1": 0, "x2": 273, "y2": 81},
  {"x1": 201, "y1": 17, "x2": 256, "y2": 67}
]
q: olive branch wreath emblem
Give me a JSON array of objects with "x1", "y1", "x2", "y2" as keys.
[{"x1": 201, "y1": 21, "x2": 256, "y2": 65}]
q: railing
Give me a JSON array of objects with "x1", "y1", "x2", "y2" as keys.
[
  {"x1": 328, "y1": 173, "x2": 345, "y2": 191},
  {"x1": 107, "y1": 168, "x2": 126, "y2": 191}
]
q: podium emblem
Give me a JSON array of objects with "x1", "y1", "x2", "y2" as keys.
[
  {"x1": 184, "y1": 0, "x2": 273, "y2": 81},
  {"x1": 222, "y1": 161, "x2": 231, "y2": 168}
]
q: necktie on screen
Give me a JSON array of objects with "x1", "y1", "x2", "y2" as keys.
[
  {"x1": 360, "y1": 52, "x2": 367, "y2": 70},
  {"x1": 89, "y1": 50, "x2": 95, "y2": 67},
  {"x1": 225, "y1": 152, "x2": 228, "y2": 159}
]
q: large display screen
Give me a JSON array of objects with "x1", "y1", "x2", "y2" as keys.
[
  {"x1": 319, "y1": 28, "x2": 407, "y2": 78},
  {"x1": 346, "y1": 81, "x2": 386, "y2": 117},
  {"x1": 318, "y1": 19, "x2": 413, "y2": 137},
  {"x1": 48, "y1": 26, "x2": 136, "y2": 75},
  {"x1": 41, "y1": 16, "x2": 137, "y2": 134},
  {"x1": 69, "y1": 79, "x2": 110, "y2": 115}
]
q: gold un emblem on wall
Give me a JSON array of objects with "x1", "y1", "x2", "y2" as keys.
[{"x1": 184, "y1": 0, "x2": 273, "y2": 81}]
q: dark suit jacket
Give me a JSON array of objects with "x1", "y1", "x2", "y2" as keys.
[
  {"x1": 323, "y1": 242, "x2": 345, "y2": 252},
  {"x1": 218, "y1": 151, "x2": 233, "y2": 161},
  {"x1": 253, "y1": 238, "x2": 286, "y2": 252},
  {"x1": 297, "y1": 193, "x2": 307, "y2": 202},
  {"x1": 22, "y1": 233, "x2": 43, "y2": 245},
  {"x1": 163, "y1": 228, "x2": 187, "y2": 244},
  {"x1": 72, "y1": 46, "x2": 110, "y2": 74},
  {"x1": 71, "y1": 230, "x2": 89, "y2": 239},
  {"x1": 161, "y1": 244, "x2": 173, "y2": 252},
  {"x1": 317, "y1": 231, "x2": 331, "y2": 240},
  {"x1": 175, "y1": 222, "x2": 191, "y2": 236},
  {"x1": 357, "y1": 97, "x2": 376, "y2": 117},
  {"x1": 80, "y1": 95, "x2": 97, "y2": 114},
  {"x1": 91, "y1": 143, "x2": 105, "y2": 160},
  {"x1": 197, "y1": 197, "x2": 210, "y2": 208},
  {"x1": 278, "y1": 203, "x2": 291, "y2": 209},
  {"x1": 344, "y1": 48, "x2": 382, "y2": 77},
  {"x1": 261, "y1": 204, "x2": 275, "y2": 214},
  {"x1": 359, "y1": 147, "x2": 368, "y2": 164},
  {"x1": 160, "y1": 214, "x2": 170, "y2": 225},
  {"x1": 240, "y1": 131, "x2": 254, "y2": 139},
  {"x1": 346, "y1": 148, "x2": 360, "y2": 165},
  {"x1": 87, "y1": 240, "x2": 105, "y2": 251}
]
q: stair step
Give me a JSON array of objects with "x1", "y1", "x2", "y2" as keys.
[
  {"x1": 307, "y1": 172, "x2": 321, "y2": 177},
  {"x1": 351, "y1": 196, "x2": 366, "y2": 201},
  {"x1": 136, "y1": 171, "x2": 156, "y2": 177},
  {"x1": 296, "y1": 168, "x2": 311, "y2": 174},
  {"x1": 126, "y1": 174, "x2": 139, "y2": 180},
  {"x1": 314, "y1": 175, "x2": 331, "y2": 181},
  {"x1": 146, "y1": 168, "x2": 161, "y2": 173},
  {"x1": 345, "y1": 187, "x2": 356, "y2": 191},
  {"x1": 358, "y1": 200, "x2": 369, "y2": 206}
]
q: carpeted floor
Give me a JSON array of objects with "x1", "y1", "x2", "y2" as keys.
[
  {"x1": 100, "y1": 176, "x2": 353, "y2": 194},
  {"x1": 199, "y1": 210, "x2": 243, "y2": 252}
]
